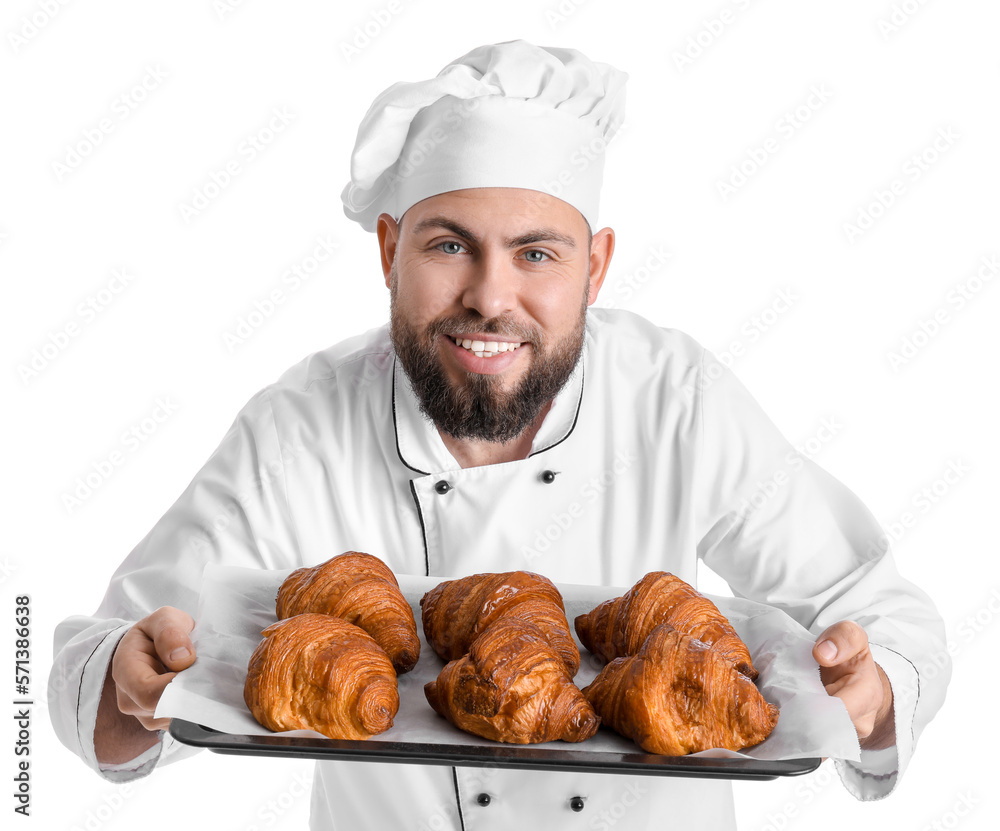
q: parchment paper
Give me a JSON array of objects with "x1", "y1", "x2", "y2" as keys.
[{"x1": 156, "y1": 564, "x2": 861, "y2": 762}]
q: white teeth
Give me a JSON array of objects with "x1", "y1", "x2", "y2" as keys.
[{"x1": 451, "y1": 335, "x2": 523, "y2": 357}]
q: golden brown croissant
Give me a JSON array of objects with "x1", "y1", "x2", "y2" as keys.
[
  {"x1": 424, "y1": 617, "x2": 600, "y2": 744},
  {"x1": 420, "y1": 571, "x2": 580, "y2": 675},
  {"x1": 575, "y1": 571, "x2": 758, "y2": 679},
  {"x1": 276, "y1": 551, "x2": 420, "y2": 674},
  {"x1": 582, "y1": 623, "x2": 778, "y2": 755},
  {"x1": 244, "y1": 614, "x2": 399, "y2": 741}
]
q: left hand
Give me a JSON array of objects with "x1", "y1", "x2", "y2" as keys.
[{"x1": 812, "y1": 620, "x2": 895, "y2": 750}]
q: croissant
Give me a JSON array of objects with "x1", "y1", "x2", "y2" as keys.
[
  {"x1": 575, "y1": 571, "x2": 758, "y2": 679},
  {"x1": 277, "y1": 551, "x2": 420, "y2": 674},
  {"x1": 244, "y1": 614, "x2": 399, "y2": 741},
  {"x1": 582, "y1": 623, "x2": 778, "y2": 755},
  {"x1": 420, "y1": 571, "x2": 579, "y2": 675},
  {"x1": 424, "y1": 617, "x2": 600, "y2": 744}
]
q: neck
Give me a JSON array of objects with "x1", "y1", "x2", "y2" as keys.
[{"x1": 438, "y1": 400, "x2": 554, "y2": 468}]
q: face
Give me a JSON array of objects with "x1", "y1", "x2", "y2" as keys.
[{"x1": 379, "y1": 188, "x2": 613, "y2": 443}]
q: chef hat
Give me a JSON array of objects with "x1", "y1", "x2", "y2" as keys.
[{"x1": 340, "y1": 39, "x2": 628, "y2": 233}]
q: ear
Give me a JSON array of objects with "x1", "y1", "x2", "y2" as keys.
[
  {"x1": 376, "y1": 213, "x2": 400, "y2": 289},
  {"x1": 586, "y1": 226, "x2": 615, "y2": 305}
]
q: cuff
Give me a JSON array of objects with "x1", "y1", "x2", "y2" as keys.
[{"x1": 835, "y1": 643, "x2": 919, "y2": 801}]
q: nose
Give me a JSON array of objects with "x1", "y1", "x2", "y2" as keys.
[{"x1": 460, "y1": 250, "x2": 518, "y2": 319}]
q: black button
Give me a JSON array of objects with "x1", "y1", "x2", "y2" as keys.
[
  {"x1": 540, "y1": 469, "x2": 558, "y2": 483},
  {"x1": 434, "y1": 480, "x2": 451, "y2": 494},
  {"x1": 477, "y1": 793, "x2": 491, "y2": 807},
  {"x1": 569, "y1": 796, "x2": 585, "y2": 812}
]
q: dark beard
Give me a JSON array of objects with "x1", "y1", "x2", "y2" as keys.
[{"x1": 390, "y1": 278, "x2": 588, "y2": 444}]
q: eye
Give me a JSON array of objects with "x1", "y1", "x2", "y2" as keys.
[
  {"x1": 523, "y1": 250, "x2": 549, "y2": 263},
  {"x1": 437, "y1": 241, "x2": 467, "y2": 255}
]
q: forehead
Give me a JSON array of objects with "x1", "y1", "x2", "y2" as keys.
[{"x1": 400, "y1": 187, "x2": 589, "y2": 242}]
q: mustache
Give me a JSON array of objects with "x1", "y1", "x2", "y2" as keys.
[{"x1": 428, "y1": 314, "x2": 540, "y2": 344}]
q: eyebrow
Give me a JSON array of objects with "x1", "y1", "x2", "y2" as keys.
[{"x1": 408, "y1": 216, "x2": 577, "y2": 250}]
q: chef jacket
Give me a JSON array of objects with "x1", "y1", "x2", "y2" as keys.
[{"x1": 49, "y1": 307, "x2": 949, "y2": 831}]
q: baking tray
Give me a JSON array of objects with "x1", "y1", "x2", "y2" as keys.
[{"x1": 170, "y1": 719, "x2": 822, "y2": 780}]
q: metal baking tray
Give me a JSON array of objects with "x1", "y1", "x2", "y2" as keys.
[{"x1": 170, "y1": 719, "x2": 822, "y2": 780}]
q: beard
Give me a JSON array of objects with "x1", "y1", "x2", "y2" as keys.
[{"x1": 389, "y1": 264, "x2": 589, "y2": 444}]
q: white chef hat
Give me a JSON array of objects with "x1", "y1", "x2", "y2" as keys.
[{"x1": 340, "y1": 39, "x2": 628, "y2": 233}]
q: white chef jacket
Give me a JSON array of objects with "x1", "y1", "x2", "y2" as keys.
[{"x1": 49, "y1": 307, "x2": 949, "y2": 831}]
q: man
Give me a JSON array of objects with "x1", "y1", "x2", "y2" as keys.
[{"x1": 50, "y1": 40, "x2": 949, "y2": 830}]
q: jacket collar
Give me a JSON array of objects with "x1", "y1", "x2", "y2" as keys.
[{"x1": 392, "y1": 333, "x2": 588, "y2": 476}]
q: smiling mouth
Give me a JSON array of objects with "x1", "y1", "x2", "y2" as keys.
[{"x1": 448, "y1": 335, "x2": 524, "y2": 358}]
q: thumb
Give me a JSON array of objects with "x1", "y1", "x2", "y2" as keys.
[
  {"x1": 812, "y1": 620, "x2": 868, "y2": 668},
  {"x1": 148, "y1": 610, "x2": 197, "y2": 672}
]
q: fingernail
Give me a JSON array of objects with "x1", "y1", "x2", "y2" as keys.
[
  {"x1": 817, "y1": 640, "x2": 838, "y2": 662},
  {"x1": 169, "y1": 647, "x2": 191, "y2": 662}
]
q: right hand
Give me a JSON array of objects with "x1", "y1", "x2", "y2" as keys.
[{"x1": 111, "y1": 606, "x2": 197, "y2": 732}]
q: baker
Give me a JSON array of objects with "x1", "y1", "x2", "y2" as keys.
[{"x1": 49, "y1": 39, "x2": 950, "y2": 830}]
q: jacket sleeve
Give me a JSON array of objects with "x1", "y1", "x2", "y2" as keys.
[
  {"x1": 691, "y1": 347, "x2": 950, "y2": 800},
  {"x1": 47, "y1": 386, "x2": 303, "y2": 781}
]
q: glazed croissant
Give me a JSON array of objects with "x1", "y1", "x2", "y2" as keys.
[
  {"x1": 244, "y1": 614, "x2": 399, "y2": 741},
  {"x1": 420, "y1": 571, "x2": 580, "y2": 675},
  {"x1": 424, "y1": 617, "x2": 600, "y2": 744},
  {"x1": 277, "y1": 551, "x2": 420, "y2": 674},
  {"x1": 582, "y1": 623, "x2": 779, "y2": 755},
  {"x1": 575, "y1": 571, "x2": 758, "y2": 679}
]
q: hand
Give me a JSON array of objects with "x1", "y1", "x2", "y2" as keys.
[
  {"x1": 110, "y1": 606, "x2": 197, "y2": 733},
  {"x1": 812, "y1": 620, "x2": 895, "y2": 750}
]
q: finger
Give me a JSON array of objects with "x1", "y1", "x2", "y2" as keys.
[
  {"x1": 813, "y1": 620, "x2": 870, "y2": 668},
  {"x1": 112, "y1": 626, "x2": 183, "y2": 712},
  {"x1": 824, "y1": 672, "x2": 881, "y2": 738},
  {"x1": 115, "y1": 664, "x2": 177, "y2": 719},
  {"x1": 137, "y1": 607, "x2": 197, "y2": 671},
  {"x1": 115, "y1": 686, "x2": 173, "y2": 732}
]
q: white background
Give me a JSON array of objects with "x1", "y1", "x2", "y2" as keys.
[{"x1": 3, "y1": 1, "x2": 997, "y2": 829}]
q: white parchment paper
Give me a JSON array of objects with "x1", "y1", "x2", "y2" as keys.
[{"x1": 156, "y1": 564, "x2": 861, "y2": 762}]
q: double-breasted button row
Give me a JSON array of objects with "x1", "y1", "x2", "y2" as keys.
[
  {"x1": 433, "y1": 471, "x2": 558, "y2": 495},
  {"x1": 475, "y1": 793, "x2": 586, "y2": 811}
]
